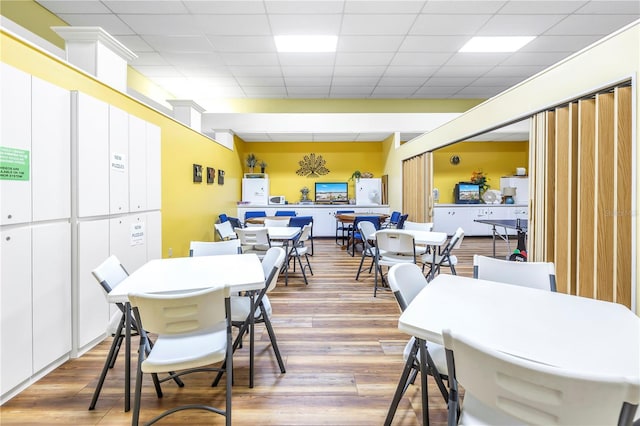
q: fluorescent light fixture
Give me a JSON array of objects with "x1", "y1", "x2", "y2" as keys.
[
  {"x1": 275, "y1": 35, "x2": 338, "y2": 53},
  {"x1": 459, "y1": 36, "x2": 535, "y2": 53}
]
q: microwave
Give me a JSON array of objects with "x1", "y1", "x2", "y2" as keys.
[{"x1": 269, "y1": 195, "x2": 286, "y2": 205}]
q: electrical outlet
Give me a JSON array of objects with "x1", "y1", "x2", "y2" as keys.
[
  {"x1": 433, "y1": 188, "x2": 439, "y2": 202},
  {"x1": 168, "y1": 248, "x2": 173, "y2": 257}
]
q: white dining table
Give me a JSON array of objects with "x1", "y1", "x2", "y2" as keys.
[
  {"x1": 266, "y1": 226, "x2": 302, "y2": 284},
  {"x1": 370, "y1": 229, "x2": 447, "y2": 280},
  {"x1": 107, "y1": 253, "x2": 264, "y2": 411},
  {"x1": 395, "y1": 273, "x2": 640, "y2": 425}
]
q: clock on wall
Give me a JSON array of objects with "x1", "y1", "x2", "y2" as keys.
[{"x1": 450, "y1": 155, "x2": 460, "y2": 165}]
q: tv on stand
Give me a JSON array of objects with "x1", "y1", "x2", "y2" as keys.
[
  {"x1": 454, "y1": 182, "x2": 481, "y2": 204},
  {"x1": 315, "y1": 182, "x2": 348, "y2": 204}
]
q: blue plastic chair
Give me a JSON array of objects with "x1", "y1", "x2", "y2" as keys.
[
  {"x1": 244, "y1": 211, "x2": 267, "y2": 222},
  {"x1": 219, "y1": 213, "x2": 243, "y2": 229},
  {"x1": 396, "y1": 214, "x2": 409, "y2": 230},
  {"x1": 274, "y1": 211, "x2": 297, "y2": 217},
  {"x1": 350, "y1": 216, "x2": 381, "y2": 256},
  {"x1": 383, "y1": 211, "x2": 401, "y2": 228}
]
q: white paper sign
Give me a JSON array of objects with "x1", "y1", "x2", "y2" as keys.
[
  {"x1": 111, "y1": 152, "x2": 126, "y2": 172},
  {"x1": 131, "y1": 222, "x2": 145, "y2": 246}
]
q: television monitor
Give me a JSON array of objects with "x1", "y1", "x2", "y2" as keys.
[
  {"x1": 455, "y1": 182, "x2": 481, "y2": 204},
  {"x1": 315, "y1": 182, "x2": 348, "y2": 204}
]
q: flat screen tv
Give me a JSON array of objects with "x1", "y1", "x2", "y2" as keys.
[
  {"x1": 315, "y1": 182, "x2": 348, "y2": 204},
  {"x1": 455, "y1": 182, "x2": 481, "y2": 204}
]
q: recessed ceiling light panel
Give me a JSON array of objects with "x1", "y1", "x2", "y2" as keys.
[
  {"x1": 274, "y1": 35, "x2": 338, "y2": 53},
  {"x1": 459, "y1": 36, "x2": 536, "y2": 53}
]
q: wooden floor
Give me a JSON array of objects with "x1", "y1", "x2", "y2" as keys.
[{"x1": 0, "y1": 236, "x2": 509, "y2": 425}]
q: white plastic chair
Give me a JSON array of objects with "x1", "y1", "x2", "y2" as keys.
[
  {"x1": 423, "y1": 227, "x2": 464, "y2": 277},
  {"x1": 403, "y1": 221, "x2": 434, "y2": 231},
  {"x1": 375, "y1": 229, "x2": 417, "y2": 297},
  {"x1": 129, "y1": 287, "x2": 232, "y2": 426},
  {"x1": 385, "y1": 263, "x2": 449, "y2": 425},
  {"x1": 264, "y1": 218, "x2": 290, "y2": 227},
  {"x1": 189, "y1": 239, "x2": 241, "y2": 256},
  {"x1": 214, "y1": 220, "x2": 238, "y2": 240},
  {"x1": 473, "y1": 254, "x2": 557, "y2": 291},
  {"x1": 443, "y1": 328, "x2": 640, "y2": 426},
  {"x1": 235, "y1": 227, "x2": 271, "y2": 258},
  {"x1": 354, "y1": 220, "x2": 378, "y2": 282},
  {"x1": 222, "y1": 247, "x2": 287, "y2": 388},
  {"x1": 287, "y1": 223, "x2": 313, "y2": 285}
]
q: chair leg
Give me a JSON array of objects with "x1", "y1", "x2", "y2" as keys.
[
  {"x1": 262, "y1": 313, "x2": 286, "y2": 373},
  {"x1": 384, "y1": 340, "x2": 420, "y2": 426},
  {"x1": 355, "y1": 252, "x2": 368, "y2": 280},
  {"x1": 131, "y1": 333, "x2": 147, "y2": 426},
  {"x1": 89, "y1": 314, "x2": 126, "y2": 410}
]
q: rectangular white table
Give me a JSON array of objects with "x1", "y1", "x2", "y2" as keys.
[
  {"x1": 396, "y1": 274, "x2": 640, "y2": 425},
  {"x1": 107, "y1": 254, "x2": 264, "y2": 411},
  {"x1": 266, "y1": 226, "x2": 302, "y2": 284}
]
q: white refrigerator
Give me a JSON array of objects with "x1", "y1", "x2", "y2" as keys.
[
  {"x1": 242, "y1": 178, "x2": 269, "y2": 204},
  {"x1": 355, "y1": 178, "x2": 382, "y2": 205}
]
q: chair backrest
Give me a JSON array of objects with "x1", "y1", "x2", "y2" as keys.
[
  {"x1": 336, "y1": 210, "x2": 354, "y2": 215},
  {"x1": 129, "y1": 287, "x2": 227, "y2": 335},
  {"x1": 353, "y1": 216, "x2": 382, "y2": 232},
  {"x1": 288, "y1": 215, "x2": 313, "y2": 229},
  {"x1": 92, "y1": 255, "x2": 129, "y2": 294},
  {"x1": 214, "y1": 220, "x2": 237, "y2": 240},
  {"x1": 190, "y1": 240, "x2": 241, "y2": 256},
  {"x1": 218, "y1": 213, "x2": 229, "y2": 222},
  {"x1": 357, "y1": 220, "x2": 378, "y2": 242},
  {"x1": 274, "y1": 210, "x2": 296, "y2": 216},
  {"x1": 264, "y1": 218, "x2": 290, "y2": 227},
  {"x1": 403, "y1": 221, "x2": 434, "y2": 232},
  {"x1": 228, "y1": 216, "x2": 243, "y2": 229},
  {"x1": 442, "y1": 329, "x2": 640, "y2": 426},
  {"x1": 261, "y1": 247, "x2": 286, "y2": 292},
  {"x1": 388, "y1": 211, "x2": 401, "y2": 224},
  {"x1": 244, "y1": 211, "x2": 267, "y2": 221},
  {"x1": 396, "y1": 214, "x2": 409, "y2": 229},
  {"x1": 387, "y1": 263, "x2": 428, "y2": 311},
  {"x1": 235, "y1": 227, "x2": 270, "y2": 247},
  {"x1": 446, "y1": 227, "x2": 465, "y2": 251},
  {"x1": 473, "y1": 255, "x2": 557, "y2": 291},
  {"x1": 298, "y1": 223, "x2": 313, "y2": 243},
  {"x1": 376, "y1": 230, "x2": 416, "y2": 256}
]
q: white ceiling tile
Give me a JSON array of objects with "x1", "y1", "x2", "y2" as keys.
[
  {"x1": 331, "y1": 76, "x2": 381, "y2": 86},
  {"x1": 284, "y1": 76, "x2": 333, "y2": 86},
  {"x1": 57, "y1": 13, "x2": 136, "y2": 35},
  {"x1": 334, "y1": 52, "x2": 396, "y2": 66},
  {"x1": 235, "y1": 76, "x2": 285, "y2": 86},
  {"x1": 243, "y1": 87, "x2": 288, "y2": 97},
  {"x1": 206, "y1": 36, "x2": 276, "y2": 52},
  {"x1": 409, "y1": 14, "x2": 492, "y2": 35},
  {"x1": 269, "y1": 14, "x2": 342, "y2": 34},
  {"x1": 546, "y1": 14, "x2": 639, "y2": 35},
  {"x1": 423, "y1": 76, "x2": 477, "y2": 86},
  {"x1": 193, "y1": 15, "x2": 272, "y2": 35},
  {"x1": 454, "y1": 86, "x2": 507, "y2": 97},
  {"x1": 178, "y1": 69, "x2": 234, "y2": 80},
  {"x1": 330, "y1": 86, "x2": 375, "y2": 96},
  {"x1": 421, "y1": 1, "x2": 505, "y2": 14},
  {"x1": 390, "y1": 52, "x2": 452, "y2": 67},
  {"x1": 341, "y1": 14, "x2": 417, "y2": 35},
  {"x1": 278, "y1": 53, "x2": 336, "y2": 67},
  {"x1": 228, "y1": 66, "x2": 283, "y2": 77},
  {"x1": 488, "y1": 65, "x2": 547, "y2": 77},
  {"x1": 472, "y1": 76, "x2": 525, "y2": 87},
  {"x1": 344, "y1": 0, "x2": 425, "y2": 14},
  {"x1": 219, "y1": 52, "x2": 280, "y2": 66},
  {"x1": 162, "y1": 52, "x2": 225, "y2": 67},
  {"x1": 337, "y1": 36, "x2": 405, "y2": 52},
  {"x1": 37, "y1": 1, "x2": 112, "y2": 14},
  {"x1": 184, "y1": 0, "x2": 266, "y2": 14},
  {"x1": 281, "y1": 66, "x2": 335, "y2": 77},
  {"x1": 371, "y1": 86, "x2": 417, "y2": 96},
  {"x1": 265, "y1": 1, "x2": 345, "y2": 14},
  {"x1": 521, "y1": 35, "x2": 602, "y2": 52},
  {"x1": 575, "y1": 1, "x2": 640, "y2": 14},
  {"x1": 332, "y1": 66, "x2": 387, "y2": 77},
  {"x1": 500, "y1": 1, "x2": 586, "y2": 14},
  {"x1": 399, "y1": 35, "x2": 468, "y2": 52},
  {"x1": 500, "y1": 51, "x2": 571, "y2": 67},
  {"x1": 377, "y1": 76, "x2": 428, "y2": 86},
  {"x1": 286, "y1": 86, "x2": 331, "y2": 96},
  {"x1": 413, "y1": 86, "x2": 462, "y2": 96},
  {"x1": 141, "y1": 35, "x2": 213, "y2": 52},
  {"x1": 114, "y1": 35, "x2": 154, "y2": 51},
  {"x1": 383, "y1": 66, "x2": 439, "y2": 77},
  {"x1": 102, "y1": 1, "x2": 189, "y2": 14},
  {"x1": 446, "y1": 53, "x2": 510, "y2": 67},
  {"x1": 432, "y1": 66, "x2": 494, "y2": 77},
  {"x1": 478, "y1": 14, "x2": 566, "y2": 36},
  {"x1": 130, "y1": 52, "x2": 170, "y2": 66},
  {"x1": 118, "y1": 14, "x2": 204, "y2": 35}
]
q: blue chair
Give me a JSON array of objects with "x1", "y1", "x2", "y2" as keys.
[
  {"x1": 289, "y1": 216, "x2": 314, "y2": 255},
  {"x1": 219, "y1": 213, "x2": 243, "y2": 229},
  {"x1": 382, "y1": 211, "x2": 401, "y2": 228},
  {"x1": 244, "y1": 211, "x2": 267, "y2": 222},
  {"x1": 350, "y1": 216, "x2": 381, "y2": 256},
  {"x1": 335, "y1": 210, "x2": 355, "y2": 245},
  {"x1": 274, "y1": 211, "x2": 296, "y2": 217},
  {"x1": 396, "y1": 214, "x2": 409, "y2": 230}
]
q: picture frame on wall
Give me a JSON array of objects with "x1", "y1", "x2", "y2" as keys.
[
  {"x1": 218, "y1": 169, "x2": 225, "y2": 185},
  {"x1": 207, "y1": 167, "x2": 215, "y2": 184},
  {"x1": 193, "y1": 164, "x2": 202, "y2": 182}
]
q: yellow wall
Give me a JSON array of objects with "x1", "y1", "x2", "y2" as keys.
[
  {"x1": 433, "y1": 142, "x2": 528, "y2": 203},
  {"x1": 242, "y1": 141, "x2": 383, "y2": 202},
  {"x1": 0, "y1": 31, "x2": 244, "y2": 259}
]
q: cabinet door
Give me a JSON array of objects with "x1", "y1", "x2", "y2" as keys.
[
  {"x1": 1, "y1": 226, "x2": 33, "y2": 393},
  {"x1": 433, "y1": 207, "x2": 465, "y2": 236},
  {"x1": 146, "y1": 211, "x2": 162, "y2": 260},
  {"x1": 75, "y1": 92, "x2": 109, "y2": 217},
  {"x1": 32, "y1": 76, "x2": 71, "y2": 222},
  {"x1": 32, "y1": 222, "x2": 71, "y2": 371},
  {"x1": 110, "y1": 214, "x2": 148, "y2": 274},
  {"x1": 146, "y1": 123, "x2": 161, "y2": 210},
  {"x1": 109, "y1": 105, "x2": 129, "y2": 214},
  {"x1": 0, "y1": 63, "x2": 32, "y2": 225},
  {"x1": 76, "y1": 219, "x2": 110, "y2": 350},
  {"x1": 312, "y1": 209, "x2": 336, "y2": 237},
  {"x1": 128, "y1": 114, "x2": 147, "y2": 212}
]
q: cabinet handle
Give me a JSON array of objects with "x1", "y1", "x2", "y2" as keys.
[
  {"x1": 5, "y1": 236, "x2": 10, "y2": 241},
  {"x1": 7, "y1": 214, "x2": 12, "y2": 219}
]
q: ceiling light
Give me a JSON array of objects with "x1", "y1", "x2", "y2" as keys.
[
  {"x1": 274, "y1": 35, "x2": 338, "y2": 53},
  {"x1": 459, "y1": 36, "x2": 535, "y2": 53}
]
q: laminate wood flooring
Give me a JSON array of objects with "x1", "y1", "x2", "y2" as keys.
[{"x1": 0, "y1": 236, "x2": 509, "y2": 425}]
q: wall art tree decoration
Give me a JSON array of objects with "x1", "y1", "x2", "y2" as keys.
[{"x1": 296, "y1": 153, "x2": 329, "y2": 177}]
